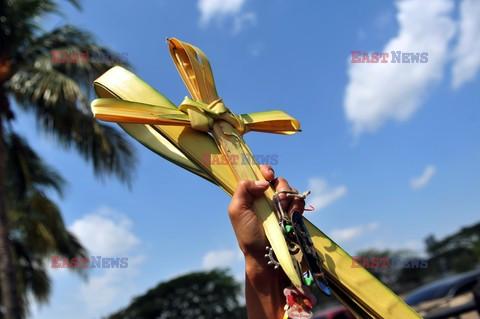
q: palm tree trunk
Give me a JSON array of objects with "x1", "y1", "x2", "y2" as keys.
[{"x1": 0, "y1": 85, "x2": 21, "y2": 319}]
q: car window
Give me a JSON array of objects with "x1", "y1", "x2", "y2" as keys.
[
  {"x1": 405, "y1": 270, "x2": 480, "y2": 306},
  {"x1": 454, "y1": 279, "x2": 479, "y2": 296},
  {"x1": 404, "y1": 281, "x2": 455, "y2": 305}
]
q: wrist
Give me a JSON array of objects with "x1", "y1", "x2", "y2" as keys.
[
  {"x1": 244, "y1": 252, "x2": 290, "y2": 319},
  {"x1": 244, "y1": 253, "x2": 289, "y2": 288}
]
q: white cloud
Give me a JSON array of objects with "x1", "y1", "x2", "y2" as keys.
[
  {"x1": 410, "y1": 164, "x2": 436, "y2": 189},
  {"x1": 78, "y1": 254, "x2": 146, "y2": 315},
  {"x1": 451, "y1": 0, "x2": 480, "y2": 89},
  {"x1": 202, "y1": 249, "x2": 236, "y2": 269},
  {"x1": 344, "y1": 0, "x2": 455, "y2": 136},
  {"x1": 331, "y1": 222, "x2": 380, "y2": 243},
  {"x1": 69, "y1": 206, "x2": 139, "y2": 256},
  {"x1": 308, "y1": 178, "x2": 347, "y2": 210},
  {"x1": 201, "y1": 248, "x2": 245, "y2": 290},
  {"x1": 67, "y1": 206, "x2": 145, "y2": 315},
  {"x1": 198, "y1": 0, "x2": 244, "y2": 23},
  {"x1": 198, "y1": 0, "x2": 255, "y2": 32}
]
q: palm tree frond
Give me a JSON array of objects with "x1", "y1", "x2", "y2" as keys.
[
  {"x1": 9, "y1": 191, "x2": 86, "y2": 258},
  {"x1": 22, "y1": 25, "x2": 130, "y2": 88},
  {"x1": 4, "y1": 131, "x2": 65, "y2": 199},
  {"x1": 7, "y1": 67, "x2": 136, "y2": 183},
  {"x1": 1, "y1": 0, "x2": 57, "y2": 57},
  {"x1": 63, "y1": 0, "x2": 81, "y2": 10},
  {"x1": 11, "y1": 238, "x2": 51, "y2": 305},
  {"x1": 8, "y1": 190, "x2": 88, "y2": 282}
]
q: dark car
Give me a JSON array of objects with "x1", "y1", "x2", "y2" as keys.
[{"x1": 404, "y1": 269, "x2": 480, "y2": 318}]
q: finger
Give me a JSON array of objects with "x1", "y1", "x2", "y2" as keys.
[
  {"x1": 288, "y1": 188, "x2": 306, "y2": 217},
  {"x1": 260, "y1": 165, "x2": 275, "y2": 181},
  {"x1": 228, "y1": 180, "x2": 269, "y2": 218},
  {"x1": 271, "y1": 177, "x2": 293, "y2": 211}
]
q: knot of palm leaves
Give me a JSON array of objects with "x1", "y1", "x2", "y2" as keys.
[{"x1": 178, "y1": 96, "x2": 248, "y2": 134}]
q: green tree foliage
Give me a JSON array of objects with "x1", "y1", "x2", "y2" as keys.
[
  {"x1": 354, "y1": 248, "x2": 428, "y2": 293},
  {"x1": 357, "y1": 249, "x2": 420, "y2": 292},
  {"x1": 1, "y1": 132, "x2": 86, "y2": 317},
  {"x1": 107, "y1": 269, "x2": 246, "y2": 319},
  {"x1": 425, "y1": 223, "x2": 480, "y2": 275},
  {"x1": 0, "y1": 1, "x2": 136, "y2": 317},
  {"x1": 356, "y1": 221, "x2": 480, "y2": 293}
]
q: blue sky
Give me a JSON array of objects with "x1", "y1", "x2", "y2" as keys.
[{"x1": 15, "y1": 0, "x2": 480, "y2": 317}]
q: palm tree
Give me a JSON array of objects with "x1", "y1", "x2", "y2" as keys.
[
  {"x1": 0, "y1": 1, "x2": 136, "y2": 318},
  {"x1": 3, "y1": 132, "x2": 87, "y2": 317}
]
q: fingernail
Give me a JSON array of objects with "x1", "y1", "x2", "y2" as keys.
[
  {"x1": 269, "y1": 168, "x2": 274, "y2": 176},
  {"x1": 255, "y1": 180, "x2": 270, "y2": 187}
]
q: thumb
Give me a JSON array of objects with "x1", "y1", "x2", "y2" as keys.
[{"x1": 230, "y1": 180, "x2": 270, "y2": 211}]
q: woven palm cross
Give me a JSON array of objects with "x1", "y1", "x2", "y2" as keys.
[{"x1": 90, "y1": 38, "x2": 420, "y2": 319}]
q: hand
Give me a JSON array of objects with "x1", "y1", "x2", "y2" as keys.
[
  {"x1": 228, "y1": 165, "x2": 306, "y2": 319},
  {"x1": 228, "y1": 165, "x2": 306, "y2": 261}
]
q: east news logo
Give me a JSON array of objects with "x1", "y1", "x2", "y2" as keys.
[
  {"x1": 51, "y1": 51, "x2": 128, "y2": 64},
  {"x1": 351, "y1": 256, "x2": 428, "y2": 269},
  {"x1": 51, "y1": 256, "x2": 128, "y2": 268},
  {"x1": 351, "y1": 51, "x2": 428, "y2": 63}
]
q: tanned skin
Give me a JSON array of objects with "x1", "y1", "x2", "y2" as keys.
[{"x1": 228, "y1": 165, "x2": 305, "y2": 319}]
